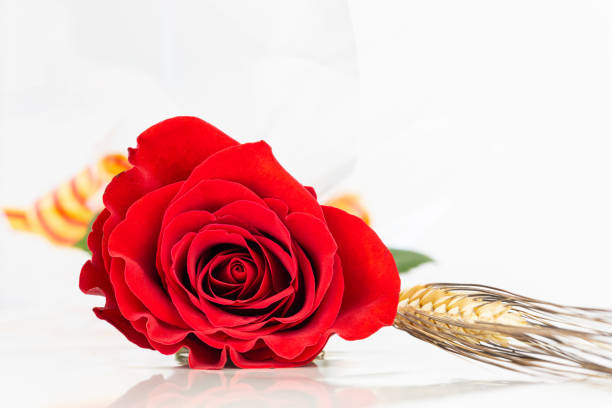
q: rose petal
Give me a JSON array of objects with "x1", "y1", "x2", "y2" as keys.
[
  {"x1": 108, "y1": 257, "x2": 191, "y2": 346},
  {"x1": 284, "y1": 212, "x2": 337, "y2": 309},
  {"x1": 304, "y1": 186, "x2": 317, "y2": 199},
  {"x1": 128, "y1": 116, "x2": 238, "y2": 187},
  {"x1": 166, "y1": 235, "x2": 217, "y2": 332},
  {"x1": 261, "y1": 255, "x2": 343, "y2": 360},
  {"x1": 80, "y1": 210, "x2": 156, "y2": 349},
  {"x1": 184, "y1": 338, "x2": 227, "y2": 369},
  {"x1": 322, "y1": 206, "x2": 400, "y2": 341},
  {"x1": 230, "y1": 332, "x2": 331, "y2": 368},
  {"x1": 162, "y1": 179, "x2": 265, "y2": 230},
  {"x1": 102, "y1": 116, "x2": 236, "y2": 224},
  {"x1": 263, "y1": 198, "x2": 288, "y2": 219},
  {"x1": 108, "y1": 183, "x2": 186, "y2": 327},
  {"x1": 80, "y1": 260, "x2": 111, "y2": 299},
  {"x1": 268, "y1": 242, "x2": 315, "y2": 324},
  {"x1": 158, "y1": 210, "x2": 216, "y2": 286},
  {"x1": 130, "y1": 318, "x2": 185, "y2": 355},
  {"x1": 176, "y1": 141, "x2": 323, "y2": 221},
  {"x1": 87, "y1": 210, "x2": 110, "y2": 270},
  {"x1": 214, "y1": 200, "x2": 292, "y2": 251},
  {"x1": 93, "y1": 307, "x2": 153, "y2": 349}
]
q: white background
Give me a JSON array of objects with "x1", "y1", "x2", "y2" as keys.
[{"x1": 1, "y1": 1, "x2": 612, "y2": 406}]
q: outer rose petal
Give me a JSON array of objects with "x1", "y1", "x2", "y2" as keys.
[
  {"x1": 104, "y1": 116, "x2": 238, "y2": 219},
  {"x1": 109, "y1": 183, "x2": 186, "y2": 327},
  {"x1": 230, "y1": 333, "x2": 331, "y2": 368},
  {"x1": 184, "y1": 337, "x2": 227, "y2": 369},
  {"x1": 93, "y1": 307, "x2": 152, "y2": 349},
  {"x1": 261, "y1": 256, "x2": 343, "y2": 360},
  {"x1": 176, "y1": 141, "x2": 324, "y2": 221},
  {"x1": 323, "y1": 205, "x2": 400, "y2": 341},
  {"x1": 79, "y1": 210, "x2": 112, "y2": 297},
  {"x1": 128, "y1": 116, "x2": 238, "y2": 186},
  {"x1": 79, "y1": 211, "x2": 153, "y2": 350},
  {"x1": 304, "y1": 186, "x2": 317, "y2": 199}
]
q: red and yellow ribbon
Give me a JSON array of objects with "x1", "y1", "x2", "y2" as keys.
[{"x1": 3, "y1": 154, "x2": 130, "y2": 246}]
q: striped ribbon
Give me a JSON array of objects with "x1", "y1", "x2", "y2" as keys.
[{"x1": 3, "y1": 154, "x2": 130, "y2": 246}]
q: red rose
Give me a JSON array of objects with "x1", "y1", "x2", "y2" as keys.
[{"x1": 80, "y1": 116, "x2": 399, "y2": 368}]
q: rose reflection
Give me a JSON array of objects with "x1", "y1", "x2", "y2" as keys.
[{"x1": 108, "y1": 365, "x2": 376, "y2": 408}]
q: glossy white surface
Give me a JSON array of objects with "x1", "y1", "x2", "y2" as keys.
[
  {"x1": 3, "y1": 291, "x2": 612, "y2": 407},
  {"x1": 3, "y1": 1, "x2": 612, "y2": 406}
]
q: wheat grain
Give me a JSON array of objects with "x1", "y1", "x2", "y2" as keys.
[
  {"x1": 398, "y1": 285, "x2": 527, "y2": 346},
  {"x1": 395, "y1": 283, "x2": 612, "y2": 377}
]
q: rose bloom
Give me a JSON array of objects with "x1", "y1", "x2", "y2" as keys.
[{"x1": 80, "y1": 117, "x2": 400, "y2": 368}]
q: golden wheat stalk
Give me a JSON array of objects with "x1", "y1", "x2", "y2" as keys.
[{"x1": 394, "y1": 283, "x2": 612, "y2": 378}]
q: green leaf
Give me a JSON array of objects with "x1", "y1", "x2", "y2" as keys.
[
  {"x1": 73, "y1": 214, "x2": 98, "y2": 255},
  {"x1": 388, "y1": 248, "x2": 433, "y2": 274}
]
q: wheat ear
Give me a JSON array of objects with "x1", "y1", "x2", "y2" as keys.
[{"x1": 394, "y1": 283, "x2": 612, "y2": 377}]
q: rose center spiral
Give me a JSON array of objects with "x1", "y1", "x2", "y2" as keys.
[{"x1": 229, "y1": 259, "x2": 247, "y2": 282}]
